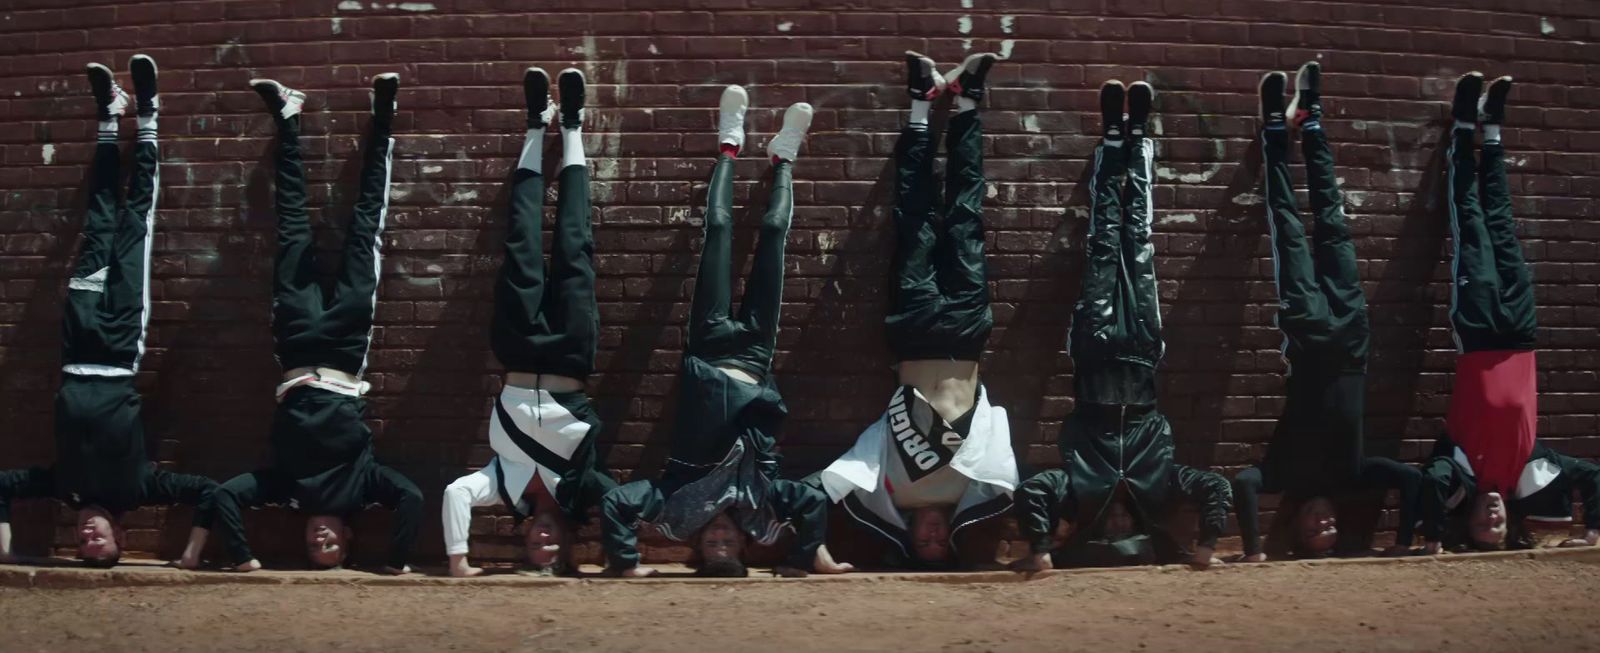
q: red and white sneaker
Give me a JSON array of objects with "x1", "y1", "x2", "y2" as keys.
[
  {"x1": 250, "y1": 79, "x2": 306, "y2": 120},
  {"x1": 87, "y1": 63, "x2": 130, "y2": 121},
  {"x1": 905, "y1": 51, "x2": 945, "y2": 101},
  {"x1": 768, "y1": 102, "x2": 813, "y2": 163},
  {"x1": 718, "y1": 84, "x2": 749, "y2": 155}
]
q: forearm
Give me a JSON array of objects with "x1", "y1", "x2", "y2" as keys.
[
  {"x1": 1232, "y1": 468, "x2": 1265, "y2": 556},
  {"x1": 1176, "y1": 465, "x2": 1231, "y2": 549},
  {"x1": 0, "y1": 521, "x2": 12, "y2": 558},
  {"x1": 441, "y1": 485, "x2": 476, "y2": 557},
  {"x1": 600, "y1": 481, "x2": 659, "y2": 569},
  {"x1": 213, "y1": 479, "x2": 256, "y2": 565},
  {"x1": 772, "y1": 481, "x2": 827, "y2": 570},
  {"x1": 1016, "y1": 470, "x2": 1069, "y2": 554},
  {"x1": 180, "y1": 527, "x2": 208, "y2": 566}
]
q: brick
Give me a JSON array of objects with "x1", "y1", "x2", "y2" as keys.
[{"x1": 0, "y1": 1, "x2": 1596, "y2": 568}]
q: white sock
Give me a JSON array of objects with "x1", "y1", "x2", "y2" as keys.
[
  {"x1": 909, "y1": 100, "x2": 931, "y2": 126},
  {"x1": 136, "y1": 113, "x2": 157, "y2": 141},
  {"x1": 97, "y1": 119, "x2": 117, "y2": 143},
  {"x1": 1454, "y1": 119, "x2": 1475, "y2": 131},
  {"x1": 561, "y1": 127, "x2": 585, "y2": 168},
  {"x1": 517, "y1": 128, "x2": 544, "y2": 174},
  {"x1": 956, "y1": 96, "x2": 978, "y2": 113},
  {"x1": 1483, "y1": 124, "x2": 1501, "y2": 144}
]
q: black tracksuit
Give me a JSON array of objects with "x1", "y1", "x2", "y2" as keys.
[
  {"x1": 600, "y1": 156, "x2": 828, "y2": 571},
  {"x1": 1232, "y1": 122, "x2": 1419, "y2": 557},
  {"x1": 1017, "y1": 134, "x2": 1230, "y2": 566},
  {"x1": 213, "y1": 112, "x2": 422, "y2": 570},
  {"x1": 0, "y1": 134, "x2": 217, "y2": 529},
  {"x1": 488, "y1": 160, "x2": 615, "y2": 525},
  {"x1": 885, "y1": 111, "x2": 994, "y2": 363},
  {"x1": 1419, "y1": 438, "x2": 1598, "y2": 546}
]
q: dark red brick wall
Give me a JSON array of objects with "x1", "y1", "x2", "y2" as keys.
[{"x1": 1, "y1": 0, "x2": 1596, "y2": 565}]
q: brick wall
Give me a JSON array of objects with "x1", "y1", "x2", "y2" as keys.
[{"x1": 1, "y1": 0, "x2": 1596, "y2": 565}]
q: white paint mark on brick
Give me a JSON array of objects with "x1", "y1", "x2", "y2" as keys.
[
  {"x1": 41, "y1": 144, "x2": 54, "y2": 165},
  {"x1": 1151, "y1": 115, "x2": 1165, "y2": 136},
  {"x1": 421, "y1": 164, "x2": 443, "y2": 174},
  {"x1": 1540, "y1": 17, "x2": 1556, "y2": 35},
  {"x1": 1022, "y1": 114, "x2": 1040, "y2": 133},
  {"x1": 396, "y1": 2, "x2": 437, "y2": 10},
  {"x1": 336, "y1": 0, "x2": 362, "y2": 10},
  {"x1": 648, "y1": 43, "x2": 660, "y2": 55},
  {"x1": 1346, "y1": 191, "x2": 1366, "y2": 208},
  {"x1": 446, "y1": 188, "x2": 479, "y2": 204},
  {"x1": 1160, "y1": 213, "x2": 1198, "y2": 225},
  {"x1": 1232, "y1": 192, "x2": 1263, "y2": 206},
  {"x1": 1155, "y1": 140, "x2": 1225, "y2": 183},
  {"x1": 961, "y1": 0, "x2": 974, "y2": 7},
  {"x1": 816, "y1": 231, "x2": 837, "y2": 252},
  {"x1": 1000, "y1": 16, "x2": 1015, "y2": 34},
  {"x1": 389, "y1": 185, "x2": 411, "y2": 200},
  {"x1": 962, "y1": 39, "x2": 973, "y2": 51},
  {"x1": 777, "y1": 21, "x2": 793, "y2": 32},
  {"x1": 985, "y1": 184, "x2": 998, "y2": 199},
  {"x1": 424, "y1": 264, "x2": 444, "y2": 275},
  {"x1": 957, "y1": 16, "x2": 972, "y2": 34},
  {"x1": 331, "y1": 17, "x2": 342, "y2": 34},
  {"x1": 999, "y1": 39, "x2": 1014, "y2": 59},
  {"x1": 667, "y1": 206, "x2": 692, "y2": 224},
  {"x1": 214, "y1": 37, "x2": 245, "y2": 65}
]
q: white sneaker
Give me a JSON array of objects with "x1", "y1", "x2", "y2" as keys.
[
  {"x1": 767, "y1": 102, "x2": 813, "y2": 162},
  {"x1": 718, "y1": 85, "x2": 748, "y2": 153},
  {"x1": 250, "y1": 79, "x2": 305, "y2": 120}
]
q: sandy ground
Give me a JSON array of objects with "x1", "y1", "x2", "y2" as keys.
[{"x1": 1, "y1": 554, "x2": 1597, "y2": 653}]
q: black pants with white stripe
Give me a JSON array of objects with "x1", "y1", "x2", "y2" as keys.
[
  {"x1": 270, "y1": 115, "x2": 393, "y2": 375},
  {"x1": 1447, "y1": 130, "x2": 1536, "y2": 352},
  {"x1": 1235, "y1": 124, "x2": 1374, "y2": 556},
  {"x1": 490, "y1": 164, "x2": 596, "y2": 377},
  {"x1": 686, "y1": 155, "x2": 792, "y2": 376},
  {"x1": 62, "y1": 138, "x2": 158, "y2": 374},
  {"x1": 1069, "y1": 135, "x2": 1162, "y2": 405},
  {"x1": 885, "y1": 111, "x2": 992, "y2": 363}
]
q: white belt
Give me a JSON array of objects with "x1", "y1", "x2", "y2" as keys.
[{"x1": 275, "y1": 372, "x2": 370, "y2": 402}]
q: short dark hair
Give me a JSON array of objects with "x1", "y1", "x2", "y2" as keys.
[
  {"x1": 695, "y1": 558, "x2": 749, "y2": 578},
  {"x1": 80, "y1": 551, "x2": 121, "y2": 568}
]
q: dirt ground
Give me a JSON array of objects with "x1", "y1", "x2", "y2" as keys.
[{"x1": 1, "y1": 556, "x2": 1597, "y2": 653}]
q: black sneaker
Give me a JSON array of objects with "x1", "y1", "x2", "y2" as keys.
[
  {"x1": 371, "y1": 73, "x2": 400, "y2": 126},
  {"x1": 1100, "y1": 80, "x2": 1125, "y2": 140},
  {"x1": 1127, "y1": 81, "x2": 1154, "y2": 138},
  {"x1": 558, "y1": 68, "x2": 585, "y2": 129},
  {"x1": 945, "y1": 52, "x2": 998, "y2": 102},
  {"x1": 86, "y1": 63, "x2": 129, "y2": 121},
  {"x1": 250, "y1": 79, "x2": 306, "y2": 120},
  {"x1": 524, "y1": 67, "x2": 554, "y2": 128},
  {"x1": 904, "y1": 50, "x2": 945, "y2": 101},
  {"x1": 128, "y1": 54, "x2": 158, "y2": 116},
  {"x1": 1452, "y1": 72, "x2": 1484, "y2": 125},
  {"x1": 1288, "y1": 61, "x2": 1320, "y2": 127},
  {"x1": 1259, "y1": 71, "x2": 1287, "y2": 126},
  {"x1": 1479, "y1": 75, "x2": 1512, "y2": 125}
]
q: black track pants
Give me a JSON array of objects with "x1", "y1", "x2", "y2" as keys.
[
  {"x1": 1446, "y1": 129, "x2": 1536, "y2": 352},
  {"x1": 884, "y1": 111, "x2": 993, "y2": 363},
  {"x1": 490, "y1": 164, "x2": 597, "y2": 377},
  {"x1": 685, "y1": 156, "x2": 793, "y2": 377},
  {"x1": 270, "y1": 116, "x2": 394, "y2": 375},
  {"x1": 62, "y1": 139, "x2": 159, "y2": 375}
]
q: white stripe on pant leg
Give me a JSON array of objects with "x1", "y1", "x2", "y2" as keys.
[
  {"x1": 1445, "y1": 134, "x2": 1465, "y2": 354},
  {"x1": 1261, "y1": 134, "x2": 1289, "y2": 367},
  {"x1": 356, "y1": 137, "x2": 395, "y2": 378},
  {"x1": 131, "y1": 144, "x2": 159, "y2": 373}
]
